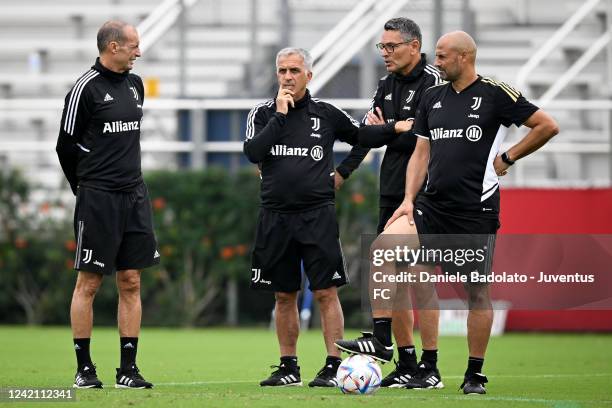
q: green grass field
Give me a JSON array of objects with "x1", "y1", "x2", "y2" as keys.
[{"x1": 0, "y1": 326, "x2": 611, "y2": 407}]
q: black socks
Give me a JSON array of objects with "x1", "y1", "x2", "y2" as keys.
[
  {"x1": 421, "y1": 349, "x2": 439, "y2": 368},
  {"x1": 398, "y1": 345, "x2": 417, "y2": 367},
  {"x1": 73, "y1": 338, "x2": 93, "y2": 368},
  {"x1": 325, "y1": 355, "x2": 342, "y2": 368},
  {"x1": 120, "y1": 337, "x2": 139, "y2": 370},
  {"x1": 372, "y1": 318, "x2": 392, "y2": 346},
  {"x1": 466, "y1": 356, "x2": 484, "y2": 376},
  {"x1": 280, "y1": 355, "x2": 299, "y2": 369},
  {"x1": 75, "y1": 337, "x2": 142, "y2": 371}
]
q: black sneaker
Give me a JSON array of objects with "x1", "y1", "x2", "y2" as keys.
[
  {"x1": 380, "y1": 360, "x2": 418, "y2": 388},
  {"x1": 334, "y1": 332, "x2": 394, "y2": 363},
  {"x1": 308, "y1": 362, "x2": 339, "y2": 387},
  {"x1": 115, "y1": 365, "x2": 153, "y2": 389},
  {"x1": 260, "y1": 363, "x2": 302, "y2": 387},
  {"x1": 73, "y1": 364, "x2": 103, "y2": 389},
  {"x1": 404, "y1": 361, "x2": 444, "y2": 389},
  {"x1": 460, "y1": 373, "x2": 488, "y2": 394}
]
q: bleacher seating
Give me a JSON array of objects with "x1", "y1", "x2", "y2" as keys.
[{"x1": 0, "y1": 0, "x2": 609, "y2": 188}]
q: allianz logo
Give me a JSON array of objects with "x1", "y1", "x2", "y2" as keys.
[
  {"x1": 103, "y1": 120, "x2": 140, "y2": 134},
  {"x1": 430, "y1": 125, "x2": 482, "y2": 142},
  {"x1": 269, "y1": 144, "x2": 324, "y2": 161}
]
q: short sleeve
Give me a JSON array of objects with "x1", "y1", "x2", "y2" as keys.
[
  {"x1": 413, "y1": 97, "x2": 430, "y2": 140},
  {"x1": 495, "y1": 81, "x2": 539, "y2": 127}
]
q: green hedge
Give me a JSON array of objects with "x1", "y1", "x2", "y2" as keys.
[{"x1": 0, "y1": 167, "x2": 379, "y2": 326}]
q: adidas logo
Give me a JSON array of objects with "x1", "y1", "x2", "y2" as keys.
[
  {"x1": 332, "y1": 271, "x2": 342, "y2": 280},
  {"x1": 123, "y1": 342, "x2": 135, "y2": 349},
  {"x1": 104, "y1": 93, "x2": 114, "y2": 102},
  {"x1": 280, "y1": 374, "x2": 299, "y2": 385},
  {"x1": 433, "y1": 101, "x2": 442, "y2": 109},
  {"x1": 118, "y1": 375, "x2": 135, "y2": 387},
  {"x1": 154, "y1": 250, "x2": 160, "y2": 259},
  {"x1": 357, "y1": 340, "x2": 376, "y2": 353},
  {"x1": 384, "y1": 93, "x2": 392, "y2": 101},
  {"x1": 74, "y1": 344, "x2": 81, "y2": 350}
]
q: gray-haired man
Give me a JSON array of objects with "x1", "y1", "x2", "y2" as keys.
[{"x1": 244, "y1": 47, "x2": 392, "y2": 387}]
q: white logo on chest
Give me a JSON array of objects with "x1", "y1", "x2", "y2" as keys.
[
  {"x1": 103, "y1": 120, "x2": 140, "y2": 133},
  {"x1": 405, "y1": 90, "x2": 415, "y2": 104},
  {"x1": 470, "y1": 97, "x2": 482, "y2": 110},
  {"x1": 269, "y1": 144, "x2": 324, "y2": 161},
  {"x1": 466, "y1": 125, "x2": 483, "y2": 142},
  {"x1": 310, "y1": 145, "x2": 323, "y2": 161},
  {"x1": 311, "y1": 117, "x2": 320, "y2": 131}
]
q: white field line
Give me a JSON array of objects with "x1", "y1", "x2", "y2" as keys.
[{"x1": 157, "y1": 372, "x2": 612, "y2": 386}]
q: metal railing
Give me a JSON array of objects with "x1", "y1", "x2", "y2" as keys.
[
  {"x1": 308, "y1": 0, "x2": 411, "y2": 95},
  {"x1": 515, "y1": 0, "x2": 604, "y2": 100},
  {"x1": 138, "y1": 0, "x2": 200, "y2": 53},
  {"x1": 0, "y1": 99, "x2": 612, "y2": 186},
  {"x1": 309, "y1": 0, "x2": 378, "y2": 61},
  {"x1": 538, "y1": 29, "x2": 611, "y2": 106}
]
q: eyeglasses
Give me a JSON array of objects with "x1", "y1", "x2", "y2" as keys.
[{"x1": 375, "y1": 41, "x2": 414, "y2": 53}]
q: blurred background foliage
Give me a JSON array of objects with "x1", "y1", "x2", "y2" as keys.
[{"x1": 0, "y1": 166, "x2": 379, "y2": 327}]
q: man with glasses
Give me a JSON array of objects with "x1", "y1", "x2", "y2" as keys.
[{"x1": 335, "y1": 18, "x2": 445, "y2": 389}]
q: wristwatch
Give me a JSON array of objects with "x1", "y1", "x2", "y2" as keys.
[{"x1": 501, "y1": 152, "x2": 515, "y2": 166}]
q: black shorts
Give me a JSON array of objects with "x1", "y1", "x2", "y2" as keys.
[
  {"x1": 250, "y1": 205, "x2": 348, "y2": 292},
  {"x1": 377, "y1": 205, "x2": 400, "y2": 234},
  {"x1": 413, "y1": 198, "x2": 499, "y2": 276},
  {"x1": 73, "y1": 183, "x2": 160, "y2": 275}
]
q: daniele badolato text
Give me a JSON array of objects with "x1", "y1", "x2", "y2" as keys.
[
  {"x1": 370, "y1": 247, "x2": 595, "y2": 284},
  {"x1": 371, "y1": 270, "x2": 595, "y2": 284}
]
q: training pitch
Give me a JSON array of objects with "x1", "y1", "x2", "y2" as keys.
[{"x1": 0, "y1": 326, "x2": 610, "y2": 407}]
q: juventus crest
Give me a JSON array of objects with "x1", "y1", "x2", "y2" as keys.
[
  {"x1": 311, "y1": 117, "x2": 320, "y2": 131},
  {"x1": 471, "y1": 97, "x2": 482, "y2": 110},
  {"x1": 405, "y1": 90, "x2": 415, "y2": 104}
]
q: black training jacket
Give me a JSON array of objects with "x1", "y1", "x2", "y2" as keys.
[
  {"x1": 56, "y1": 58, "x2": 145, "y2": 194},
  {"x1": 358, "y1": 55, "x2": 443, "y2": 207},
  {"x1": 244, "y1": 90, "x2": 369, "y2": 212}
]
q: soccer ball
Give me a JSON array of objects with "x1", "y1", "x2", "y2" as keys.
[{"x1": 336, "y1": 354, "x2": 382, "y2": 395}]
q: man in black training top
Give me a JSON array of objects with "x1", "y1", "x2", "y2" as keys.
[
  {"x1": 339, "y1": 31, "x2": 559, "y2": 395},
  {"x1": 244, "y1": 47, "x2": 409, "y2": 388},
  {"x1": 56, "y1": 20, "x2": 158, "y2": 389},
  {"x1": 350, "y1": 17, "x2": 445, "y2": 389}
]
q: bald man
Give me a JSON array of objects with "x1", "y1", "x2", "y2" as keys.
[
  {"x1": 338, "y1": 31, "x2": 558, "y2": 394},
  {"x1": 57, "y1": 20, "x2": 156, "y2": 389}
]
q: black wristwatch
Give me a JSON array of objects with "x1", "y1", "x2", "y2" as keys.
[{"x1": 501, "y1": 152, "x2": 515, "y2": 166}]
